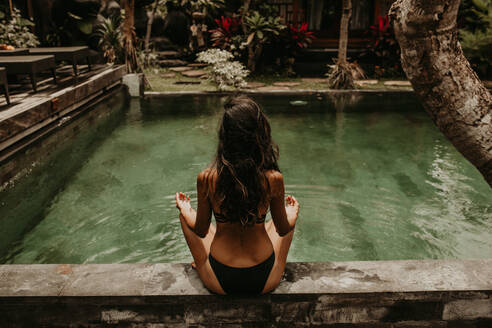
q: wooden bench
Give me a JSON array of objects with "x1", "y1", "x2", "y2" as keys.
[
  {"x1": 0, "y1": 67, "x2": 10, "y2": 105},
  {"x1": 29, "y1": 46, "x2": 91, "y2": 76},
  {"x1": 0, "y1": 55, "x2": 57, "y2": 92},
  {"x1": 0, "y1": 49, "x2": 29, "y2": 56}
]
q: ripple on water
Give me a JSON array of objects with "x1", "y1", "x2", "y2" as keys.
[{"x1": 2, "y1": 95, "x2": 491, "y2": 264}]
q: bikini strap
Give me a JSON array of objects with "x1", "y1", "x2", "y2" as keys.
[{"x1": 213, "y1": 211, "x2": 267, "y2": 224}]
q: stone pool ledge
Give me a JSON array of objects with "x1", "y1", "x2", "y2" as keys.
[
  {"x1": 1, "y1": 260, "x2": 491, "y2": 327},
  {"x1": 144, "y1": 88, "x2": 414, "y2": 97}
]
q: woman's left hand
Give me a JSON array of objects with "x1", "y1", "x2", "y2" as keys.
[{"x1": 176, "y1": 192, "x2": 192, "y2": 214}]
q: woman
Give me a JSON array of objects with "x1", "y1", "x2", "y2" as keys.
[{"x1": 176, "y1": 96, "x2": 300, "y2": 295}]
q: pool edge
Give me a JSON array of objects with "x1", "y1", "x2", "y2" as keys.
[{"x1": 0, "y1": 259, "x2": 491, "y2": 326}]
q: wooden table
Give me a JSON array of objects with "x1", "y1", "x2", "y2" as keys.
[
  {"x1": 0, "y1": 55, "x2": 57, "y2": 92},
  {"x1": 29, "y1": 46, "x2": 91, "y2": 76},
  {"x1": 0, "y1": 49, "x2": 29, "y2": 56},
  {"x1": 0, "y1": 67, "x2": 10, "y2": 105}
]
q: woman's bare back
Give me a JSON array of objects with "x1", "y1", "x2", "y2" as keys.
[{"x1": 201, "y1": 168, "x2": 282, "y2": 267}]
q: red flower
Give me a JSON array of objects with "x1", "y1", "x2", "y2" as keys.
[
  {"x1": 370, "y1": 15, "x2": 390, "y2": 33},
  {"x1": 288, "y1": 22, "x2": 315, "y2": 49}
]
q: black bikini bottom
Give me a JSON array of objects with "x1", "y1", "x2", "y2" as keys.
[{"x1": 209, "y1": 251, "x2": 275, "y2": 295}]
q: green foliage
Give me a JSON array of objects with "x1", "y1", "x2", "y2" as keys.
[
  {"x1": 244, "y1": 11, "x2": 285, "y2": 45},
  {"x1": 136, "y1": 47, "x2": 159, "y2": 69},
  {"x1": 460, "y1": 0, "x2": 492, "y2": 76},
  {"x1": 96, "y1": 15, "x2": 124, "y2": 64},
  {"x1": 163, "y1": 0, "x2": 223, "y2": 14},
  {"x1": 66, "y1": 10, "x2": 95, "y2": 35},
  {"x1": 0, "y1": 8, "x2": 39, "y2": 48},
  {"x1": 459, "y1": 0, "x2": 491, "y2": 31}
]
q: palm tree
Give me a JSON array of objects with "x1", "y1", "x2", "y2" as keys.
[{"x1": 327, "y1": 0, "x2": 355, "y2": 89}]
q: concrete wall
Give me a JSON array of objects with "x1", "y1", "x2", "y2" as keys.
[{"x1": 1, "y1": 259, "x2": 491, "y2": 327}]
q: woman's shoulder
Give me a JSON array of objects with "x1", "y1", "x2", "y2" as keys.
[
  {"x1": 265, "y1": 170, "x2": 284, "y2": 195},
  {"x1": 197, "y1": 168, "x2": 217, "y2": 188},
  {"x1": 265, "y1": 169, "x2": 283, "y2": 181}
]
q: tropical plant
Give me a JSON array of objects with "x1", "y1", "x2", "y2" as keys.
[
  {"x1": 209, "y1": 16, "x2": 242, "y2": 50},
  {"x1": 287, "y1": 22, "x2": 315, "y2": 50},
  {"x1": 136, "y1": 45, "x2": 159, "y2": 68},
  {"x1": 360, "y1": 15, "x2": 402, "y2": 77},
  {"x1": 96, "y1": 15, "x2": 124, "y2": 64},
  {"x1": 196, "y1": 48, "x2": 249, "y2": 90},
  {"x1": 459, "y1": 0, "x2": 490, "y2": 31},
  {"x1": 244, "y1": 11, "x2": 284, "y2": 45},
  {"x1": 0, "y1": 7, "x2": 39, "y2": 48},
  {"x1": 243, "y1": 11, "x2": 285, "y2": 72},
  {"x1": 460, "y1": 0, "x2": 492, "y2": 77},
  {"x1": 164, "y1": 0, "x2": 223, "y2": 14}
]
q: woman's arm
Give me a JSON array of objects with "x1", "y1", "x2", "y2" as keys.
[
  {"x1": 269, "y1": 172, "x2": 300, "y2": 236},
  {"x1": 176, "y1": 170, "x2": 212, "y2": 238}
]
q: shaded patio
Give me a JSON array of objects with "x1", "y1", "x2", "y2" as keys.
[{"x1": 0, "y1": 64, "x2": 126, "y2": 162}]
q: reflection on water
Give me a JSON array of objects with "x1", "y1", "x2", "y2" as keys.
[{"x1": 1, "y1": 94, "x2": 491, "y2": 264}]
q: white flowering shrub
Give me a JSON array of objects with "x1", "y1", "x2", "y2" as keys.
[
  {"x1": 0, "y1": 8, "x2": 40, "y2": 48},
  {"x1": 196, "y1": 49, "x2": 249, "y2": 90},
  {"x1": 211, "y1": 61, "x2": 249, "y2": 90},
  {"x1": 196, "y1": 48, "x2": 234, "y2": 65}
]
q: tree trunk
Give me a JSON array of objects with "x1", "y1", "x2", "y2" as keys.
[
  {"x1": 8, "y1": 0, "x2": 13, "y2": 18},
  {"x1": 241, "y1": 0, "x2": 257, "y2": 72},
  {"x1": 122, "y1": 0, "x2": 138, "y2": 73},
  {"x1": 390, "y1": 0, "x2": 492, "y2": 187},
  {"x1": 337, "y1": 0, "x2": 352, "y2": 64},
  {"x1": 144, "y1": 0, "x2": 159, "y2": 52}
]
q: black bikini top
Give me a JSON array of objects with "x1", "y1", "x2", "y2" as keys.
[{"x1": 213, "y1": 210, "x2": 267, "y2": 224}]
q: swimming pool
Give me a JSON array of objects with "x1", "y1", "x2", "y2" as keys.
[{"x1": 1, "y1": 93, "x2": 491, "y2": 264}]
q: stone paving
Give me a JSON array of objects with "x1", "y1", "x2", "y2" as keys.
[{"x1": 180, "y1": 70, "x2": 207, "y2": 78}]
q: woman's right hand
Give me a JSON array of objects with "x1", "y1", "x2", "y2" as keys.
[{"x1": 285, "y1": 195, "x2": 300, "y2": 223}]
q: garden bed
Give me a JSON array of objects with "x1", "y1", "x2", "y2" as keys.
[{"x1": 145, "y1": 68, "x2": 416, "y2": 93}]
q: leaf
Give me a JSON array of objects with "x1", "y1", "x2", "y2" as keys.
[
  {"x1": 247, "y1": 32, "x2": 255, "y2": 44},
  {"x1": 472, "y1": 0, "x2": 489, "y2": 12},
  {"x1": 257, "y1": 30, "x2": 263, "y2": 39},
  {"x1": 77, "y1": 20, "x2": 93, "y2": 35},
  {"x1": 0, "y1": 11, "x2": 5, "y2": 19},
  {"x1": 68, "y1": 12, "x2": 83, "y2": 20}
]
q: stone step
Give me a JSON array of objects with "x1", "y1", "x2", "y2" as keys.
[
  {"x1": 180, "y1": 70, "x2": 207, "y2": 78},
  {"x1": 169, "y1": 66, "x2": 191, "y2": 72},
  {"x1": 187, "y1": 63, "x2": 208, "y2": 68},
  {"x1": 150, "y1": 37, "x2": 178, "y2": 51},
  {"x1": 159, "y1": 59, "x2": 189, "y2": 68},
  {"x1": 157, "y1": 51, "x2": 181, "y2": 60}
]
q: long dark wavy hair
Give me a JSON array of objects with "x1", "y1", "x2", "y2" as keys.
[{"x1": 212, "y1": 96, "x2": 280, "y2": 226}]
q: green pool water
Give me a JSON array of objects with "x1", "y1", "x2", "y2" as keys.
[{"x1": 1, "y1": 93, "x2": 491, "y2": 264}]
